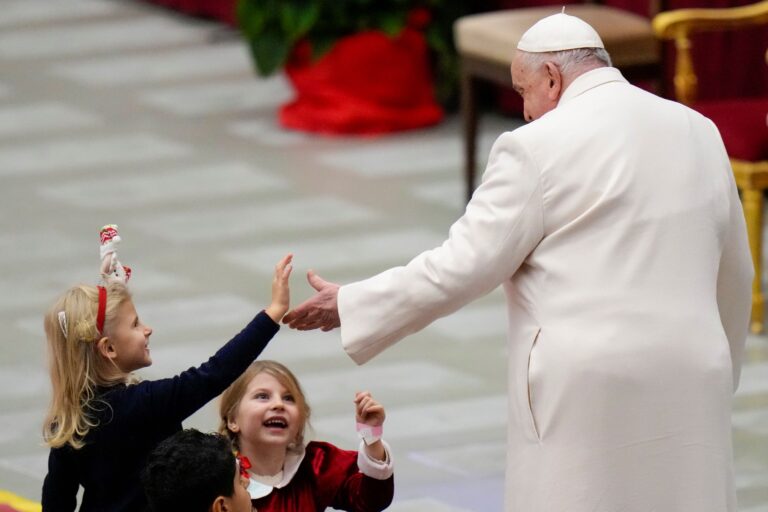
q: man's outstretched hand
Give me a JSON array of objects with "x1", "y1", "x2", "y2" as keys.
[{"x1": 282, "y1": 270, "x2": 341, "y2": 331}]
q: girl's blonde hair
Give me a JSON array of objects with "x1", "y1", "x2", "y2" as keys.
[
  {"x1": 218, "y1": 360, "x2": 311, "y2": 451},
  {"x1": 42, "y1": 281, "x2": 133, "y2": 449}
]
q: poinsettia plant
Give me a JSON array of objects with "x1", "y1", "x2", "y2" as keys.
[{"x1": 236, "y1": 0, "x2": 467, "y2": 104}]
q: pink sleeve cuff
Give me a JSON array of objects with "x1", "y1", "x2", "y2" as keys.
[{"x1": 357, "y1": 440, "x2": 394, "y2": 480}]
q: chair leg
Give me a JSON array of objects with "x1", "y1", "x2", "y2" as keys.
[
  {"x1": 741, "y1": 186, "x2": 765, "y2": 333},
  {"x1": 460, "y1": 64, "x2": 478, "y2": 203}
]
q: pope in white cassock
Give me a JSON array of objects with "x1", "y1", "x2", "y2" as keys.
[{"x1": 283, "y1": 12, "x2": 753, "y2": 512}]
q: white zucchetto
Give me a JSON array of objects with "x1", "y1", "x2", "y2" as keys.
[{"x1": 517, "y1": 12, "x2": 605, "y2": 53}]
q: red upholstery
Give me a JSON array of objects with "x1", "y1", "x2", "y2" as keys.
[
  {"x1": 148, "y1": 0, "x2": 236, "y2": 25},
  {"x1": 694, "y1": 98, "x2": 768, "y2": 161}
]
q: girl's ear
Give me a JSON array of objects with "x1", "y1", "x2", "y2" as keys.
[
  {"x1": 227, "y1": 419, "x2": 240, "y2": 433},
  {"x1": 96, "y1": 337, "x2": 117, "y2": 360},
  {"x1": 210, "y1": 495, "x2": 226, "y2": 512}
]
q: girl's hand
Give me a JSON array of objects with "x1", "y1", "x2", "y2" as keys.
[
  {"x1": 355, "y1": 391, "x2": 385, "y2": 427},
  {"x1": 355, "y1": 391, "x2": 386, "y2": 462},
  {"x1": 265, "y1": 254, "x2": 292, "y2": 323}
]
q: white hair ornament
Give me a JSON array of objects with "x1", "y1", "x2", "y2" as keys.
[{"x1": 57, "y1": 310, "x2": 68, "y2": 338}]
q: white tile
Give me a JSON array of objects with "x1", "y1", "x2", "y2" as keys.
[
  {"x1": 257, "y1": 328, "x2": 349, "y2": 363},
  {"x1": 0, "y1": 264, "x2": 191, "y2": 311},
  {"x1": 224, "y1": 228, "x2": 445, "y2": 275},
  {"x1": 0, "y1": 0, "x2": 119, "y2": 28},
  {"x1": 732, "y1": 406, "x2": 768, "y2": 436},
  {"x1": 0, "y1": 409, "x2": 43, "y2": 445},
  {"x1": 317, "y1": 136, "x2": 462, "y2": 177},
  {"x1": 38, "y1": 161, "x2": 289, "y2": 208},
  {"x1": 740, "y1": 506, "x2": 768, "y2": 512},
  {"x1": 407, "y1": 441, "x2": 507, "y2": 477},
  {"x1": 133, "y1": 197, "x2": 378, "y2": 243},
  {"x1": 0, "y1": 102, "x2": 100, "y2": 138},
  {"x1": 0, "y1": 365, "x2": 47, "y2": 399},
  {"x1": 138, "y1": 294, "x2": 260, "y2": 336},
  {"x1": 426, "y1": 302, "x2": 507, "y2": 341},
  {"x1": 0, "y1": 18, "x2": 207, "y2": 59},
  {"x1": 0, "y1": 452, "x2": 49, "y2": 481},
  {"x1": 297, "y1": 361, "x2": 484, "y2": 407},
  {"x1": 312, "y1": 395, "x2": 507, "y2": 442},
  {"x1": 736, "y1": 362, "x2": 768, "y2": 397},
  {"x1": 0, "y1": 133, "x2": 190, "y2": 176},
  {"x1": 387, "y1": 498, "x2": 474, "y2": 512},
  {"x1": 0, "y1": 230, "x2": 81, "y2": 264},
  {"x1": 228, "y1": 118, "x2": 311, "y2": 146},
  {"x1": 735, "y1": 468, "x2": 768, "y2": 491},
  {"x1": 142, "y1": 330, "x2": 346, "y2": 381},
  {"x1": 51, "y1": 43, "x2": 253, "y2": 86},
  {"x1": 141, "y1": 77, "x2": 293, "y2": 117},
  {"x1": 411, "y1": 180, "x2": 464, "y2": 210},
  {"x1": 315, "y1": 130, "x2": 506, "y2": 177}
]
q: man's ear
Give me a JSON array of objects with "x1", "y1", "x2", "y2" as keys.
[
  {"x1": 544, "y1": 62, "x2": 563, "y2": 100},
  {"x1": 96, "y1": 337, "x2": 116, "y2": 360}
]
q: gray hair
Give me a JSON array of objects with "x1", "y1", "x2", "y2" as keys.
[{"x1": 518, "y1": 47, "x2": 612, "y2": 78}]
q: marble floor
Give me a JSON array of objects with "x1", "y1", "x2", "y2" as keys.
[{"x1": 0, "y1": 1, "x2": 766, "y2": 510}]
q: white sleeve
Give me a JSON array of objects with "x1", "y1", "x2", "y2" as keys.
[
  {"x1": 357, "y1": 440, "x2": 393, "y2": 480},
  {"x1": 716, "y1": 164, "x2": 754, "y2": 391},
  {"x1": 339, "y1": 131, "x2": 545, "y2": 364}
]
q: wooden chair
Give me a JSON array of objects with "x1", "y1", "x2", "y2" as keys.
[
  {"x1": 454, "y1": 3, "x2": 662, "y2": 202},
  {"x1": 654, "y1": 0, "x2": 768, "y2": 333}
]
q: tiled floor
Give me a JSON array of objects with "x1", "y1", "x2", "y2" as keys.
[{"x1": 0, "y1": 1, "x2": 766, "y2": 510}]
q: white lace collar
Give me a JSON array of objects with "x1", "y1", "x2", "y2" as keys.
[{"x1": 246, "y1": 444, "x2": 306, "y2": 500}]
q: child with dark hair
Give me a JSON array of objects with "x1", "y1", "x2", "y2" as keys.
[{"x1": 142, "y1": 429, "x2": 251, "y2": 512}]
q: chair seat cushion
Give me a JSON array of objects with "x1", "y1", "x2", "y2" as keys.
[
  {"x1": 454, "y1": 5, "x2": 658, "y2": 68},
  {"x1": 694, "y1": 98, "x2": 768, "y2": 162}
]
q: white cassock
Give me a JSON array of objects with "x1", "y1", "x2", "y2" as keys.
[{"x1": 337, "y1": 67, "x2": 753, "y2": 512}]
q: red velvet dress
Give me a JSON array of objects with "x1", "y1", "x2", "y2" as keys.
[{"x1": 250, "y1": 441, "x2": 394, "y2": 512}]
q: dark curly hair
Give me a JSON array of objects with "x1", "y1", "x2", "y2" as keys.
[{"x1": 142, "y1": 429, "x2": 236, "y2": 512}]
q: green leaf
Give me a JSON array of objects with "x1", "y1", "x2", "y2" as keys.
[
  {"x1": 251, "y1": 30, "x2": 292, "y2": 76},
  {"x1": 280, "y1": 2, "x2": 321, "y2": 42},
  {"x1": 308, "y1": 33, "x2": 335, "y2": 62},
  {"x1": 236, "y1": 0, "x2": 275, "y2": 38},
  {"x1": 379, "y1": 12, "x2": 404, "y2": 36}
]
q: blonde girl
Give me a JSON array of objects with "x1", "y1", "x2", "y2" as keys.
[
  {"x1": 218, "y1": 360, "x2": 394, "y2": 511},
  {"x1": 41, "y1": 254, "x2": 292, "y2": 512}
]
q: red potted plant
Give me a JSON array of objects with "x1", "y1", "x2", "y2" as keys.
[{"x1": 237, "y1": 0, "x2": 465, "y2": 134}]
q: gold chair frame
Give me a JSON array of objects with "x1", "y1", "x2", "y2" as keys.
[{"x1": 654, "y1": 0, "x2": 768, "y2": 333}]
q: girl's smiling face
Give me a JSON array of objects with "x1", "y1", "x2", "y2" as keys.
[
  {"x1": 229, "y1": 372, "x2": 302, "y2": 450},
  {"x1": 105, "y1": 299, "x2": 153, "y2": 373}
]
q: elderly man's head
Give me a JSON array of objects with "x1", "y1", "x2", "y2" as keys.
[
  {"x1": 511, "y1": 47, "x2": 611, "y2": 122},
  {"x1": 511, "y1": 12, "x2": 611, "y2": 122}
]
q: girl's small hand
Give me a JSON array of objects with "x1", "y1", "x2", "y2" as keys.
[
  {"x1": 265, "y1": 254, "x2": 292, "y2": 323},
  {"x1": 354, "y1": 391, "x2": 385, "y2": 427}
]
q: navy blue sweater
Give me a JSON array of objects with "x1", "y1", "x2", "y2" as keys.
[{"x1": 41, "y1": 311, "x2": 279, "y2": 512}]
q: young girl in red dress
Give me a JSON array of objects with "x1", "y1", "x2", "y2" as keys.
[{"x1": 218, "y1": 360, "x2": 394, "y2": 511}]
